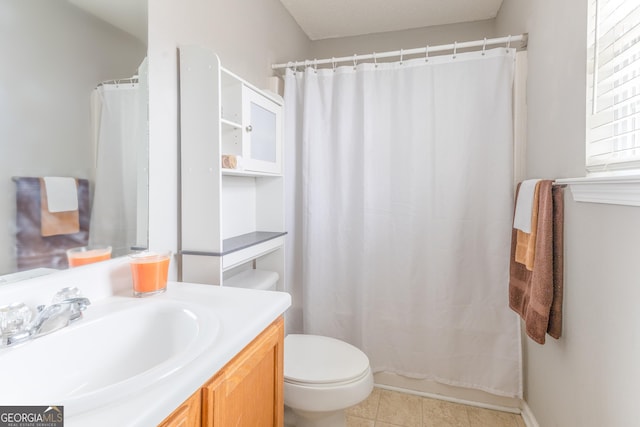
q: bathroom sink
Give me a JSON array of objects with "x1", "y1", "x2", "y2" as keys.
[{"x1": 0, "y1": 297, "x2": 220, "y2": 416}]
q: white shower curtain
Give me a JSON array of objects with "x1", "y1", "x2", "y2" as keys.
[
  {"x1": 89, "y1": 83, "x2": 142, "y2": 255},
  {"x1": 284, "y1": 48, "x2": 522, "y2": 397}
]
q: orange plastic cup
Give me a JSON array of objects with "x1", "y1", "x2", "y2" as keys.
[
  {"x1": 67, "y1": 246, "x2": 112, "y2": 268},
  {"x1": 129, "y1": 251, "x2": 171, "y2": 297}
]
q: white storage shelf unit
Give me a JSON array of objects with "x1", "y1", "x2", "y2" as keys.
[{"x1": 178, "y1": 45, "x2": 285, "y2": 289}]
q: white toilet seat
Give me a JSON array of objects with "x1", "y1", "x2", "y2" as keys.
[
  {"x1": 285, "y1": 366, "x2": 371, "y2": 388},
  {"x1": 284, "y1": 334, "x2": 370, "y2": 385},
  {"x1": 283, "y1": 334, "x2": 374, "y2": 415}
]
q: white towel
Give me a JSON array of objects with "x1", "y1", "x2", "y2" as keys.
[
  {"x1": 42, "y1": 177, "x2": 78, "y2": 213},
  {"x1": 513, "y1": 179, "x2": 541, "y2": 233}
]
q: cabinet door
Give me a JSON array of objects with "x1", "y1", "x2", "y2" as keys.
[
  {"x1": 203, "y1": 317, "x2": 284, "y2": 427},
  {"x1": 158, "y1": 389, "x2": 202, "y2": 427},
  {"x1": 242, "y1": 87, "x2": 282, "y2": 175}
]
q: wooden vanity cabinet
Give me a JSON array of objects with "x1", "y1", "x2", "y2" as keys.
[
  {"x1": 159, "y1": 316, "x2": 284, "y2": 427},
  {"x1": 203, "y1": 316, "x2": 284, "y2": 427},
  {"x1": 158, "y1": 390, "x2": 202, "y2": 427}
]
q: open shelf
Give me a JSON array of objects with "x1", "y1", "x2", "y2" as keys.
[
  {"x1": 221, "y1": 168, "x2": 282, "y2": 177},
  {"x1": 181, "y1": 231, "x2": 286, "y2": 272},
  {"x1": 224, "y1": 269, "x2": 279, "y2": 290},
  {"x1": 223, "y1": 231, "x2": 286, "y2": 255},
  {"x1": 181, "y1": 231, "x2": 286, "y2": 257}
]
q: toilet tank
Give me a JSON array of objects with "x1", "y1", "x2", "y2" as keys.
[{"x1": 224, "y1": 269, "x2": 279, "y2": 291}]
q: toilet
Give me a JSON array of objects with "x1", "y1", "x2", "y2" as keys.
[
  {"x1": 284, "y1": 334, "x2": 373, "y2": 427},
  {"x1": 225, "y1": 270, "x2": 374, "y2": 427}
]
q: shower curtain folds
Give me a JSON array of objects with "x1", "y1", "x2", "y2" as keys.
[
  {"x1": 284, "y1": 47, "x2": 522, "y2": 398},
  {"x1": 89, "y1": 84, "x2": 141, "y2": 256}
]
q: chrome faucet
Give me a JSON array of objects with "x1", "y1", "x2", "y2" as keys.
[
  {"x1": 29, "y1": 297, "x2": 91, "y2": 338},
  {"x1": 0, "y1": 294, "x2": 91, "y2": 348}
]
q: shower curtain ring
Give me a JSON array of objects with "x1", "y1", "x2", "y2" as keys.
[
  {"x1": 373, "y1": 52, "x2": 378, "y2": 68},
  {"x1": 453, "y1": 42, "x2": 457, "y2": 59},
  {"x1": 482, "y1": 38, "x2": 487, "y2": 55},
  {"x1": 425, "y1": 45, "x2": 429, "y2": 62},
  {"x1": 314, "y1": 58, "x2": 318, "y2": 73},
  {"x1": 400, "y1": 49, "x2": 404, "y2": 65},
  {"x1": 332, "y1": 57, "x2": 337, "y2": 72},
  {"x1": 506, "y1": 35, "x2": 512, "y2": 51},
  {"x1": 353, "y1": 54, "x2": 358, "y2": 70}
]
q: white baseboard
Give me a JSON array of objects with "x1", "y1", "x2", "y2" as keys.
[
  {"x1": 374, "y1": 383, "x2": 521, "y2": 414},
  {"x1": 373, "y1": 372, "x2": 521, "y2": 410},
  {"x1": 520, "y1": 401, "x2": 540, "y2": 427}
]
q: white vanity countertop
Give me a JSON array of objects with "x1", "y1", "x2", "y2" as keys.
[
  {"x1": 0, "y1": 259, "x2": 291, "y2": 427},
  {"x1": 69, "y1": 283, "x2": 290, "y2": 427}
]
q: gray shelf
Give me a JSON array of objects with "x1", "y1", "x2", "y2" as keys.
[{"x1": 181, "y1": 231, "x2": 287, "y2": 257}]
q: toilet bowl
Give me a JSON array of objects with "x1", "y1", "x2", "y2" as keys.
[
  {"x1": 284, "y1": 334, "x2": 374, "y2": 427},
  {"x1": 225, "y1": 270, "x2": 373, "y2": 426}
]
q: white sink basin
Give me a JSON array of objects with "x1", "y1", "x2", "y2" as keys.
[{"x1": 0, "y1": 297, "x2": 220, "y2": 416}]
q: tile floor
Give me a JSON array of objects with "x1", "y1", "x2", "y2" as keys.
[{"x1": 345, "y1": 387, "x2": 526, "y2": 427}]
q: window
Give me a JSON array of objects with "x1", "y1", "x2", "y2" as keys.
[{"x1": 586, "y1": 0, "x2": 640, "y2": 174}]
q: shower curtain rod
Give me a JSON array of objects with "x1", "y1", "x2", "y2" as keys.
[{"x1": 272, "y1": 33, "x2": 527, "y2": 70}]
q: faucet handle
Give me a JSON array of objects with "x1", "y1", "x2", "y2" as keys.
[
  {"x1": 52, "y1": 287, "x2": 83, "y2": 304},
  {"x1": 0, "y1": 302, "x2": 33, "y2": 346}
]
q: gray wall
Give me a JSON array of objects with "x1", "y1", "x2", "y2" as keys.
[
  {"x1": 496, "y1": 0, "x2": 640, "y2": 426},
  {"x1": 310, "y1": 19, "x2": 496, "y2": 61}
]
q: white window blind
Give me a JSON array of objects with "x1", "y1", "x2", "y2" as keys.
[{"x1": 587, "y1": 0, "x2": 640, "y2": 173}]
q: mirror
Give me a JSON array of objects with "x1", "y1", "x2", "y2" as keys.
[{"x1": 0, "y1": 0, "x2": 148, "y2": 282}]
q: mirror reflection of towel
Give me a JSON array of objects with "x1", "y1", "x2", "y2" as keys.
[
  {"x1": 39, "y1": 178, "x2": 80, "y2": 236},
  {"x1": 14, "y1": 177, "x2": 90, "y2": 270}
]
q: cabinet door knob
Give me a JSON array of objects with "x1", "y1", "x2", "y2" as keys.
[{"x1": 246, "y1": 125, "x2": 253, "y2": 133}]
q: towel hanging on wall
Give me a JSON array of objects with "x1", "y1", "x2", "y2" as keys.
[
  {"x1": 509, "y1": 180, "x2": 564, "y2": 344},
  {"x1": 514, "y1": 180, "x2": 540, "y2": 270},
  {"x1": 513, "y1": 178, "x2": 541, "y2": 233}
]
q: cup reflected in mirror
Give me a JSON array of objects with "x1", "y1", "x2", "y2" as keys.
[{"x1": 66, "y1": 246, "x2": 112, "y2": 268}]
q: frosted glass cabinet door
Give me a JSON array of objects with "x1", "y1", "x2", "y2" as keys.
[{"x1": 242, "y1": 86, "x2": 282, "y2": 174}]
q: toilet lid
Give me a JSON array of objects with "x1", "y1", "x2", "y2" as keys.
[{"x1": 284, "y1": 334, "x2": 370, "y2": 385}]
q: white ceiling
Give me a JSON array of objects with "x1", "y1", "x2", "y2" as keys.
[
  {"x1": 67, "y1": 0, "x2": 147, "y2": 44},
  {"x1": 65, "y1": 0, "x2": 505, "y2": 44},
  {"x1": 279, "y1": 0, "x2": 504, "y2": 40}
]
